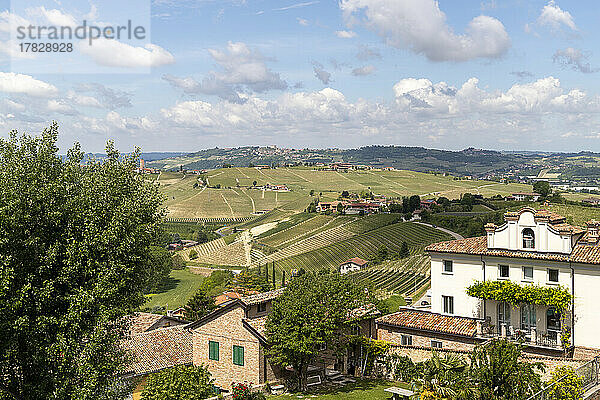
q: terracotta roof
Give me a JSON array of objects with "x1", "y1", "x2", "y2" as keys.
[
  {"x1": 122, "y1": 325, "x2": 192, "y2": 376},
  {"x1": 376, "y1": 308, "x2": 478, "y2": 337},
  {"x1": 341, "y1": 257, "x2": 369, "y2": 266},
  {"x1": 126, "y1": 312, "x2": 165, "y2": 335},
  {"x1": 569, "y1": 245, "x2": 600, "y2": 264},
  {"x1": 241, "y1": 288, "x2": 285, "y2": 306},
  {"x1": 215, "y1": 291, "x2": 250, "y2": 306}
]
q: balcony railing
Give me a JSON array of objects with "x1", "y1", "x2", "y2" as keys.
[
  {"x1": 479, "y1": 325, "x2": 562, "y2": 349},
  {"x1": 526, "y1": 356, "x2": 600, "y2": 400}
]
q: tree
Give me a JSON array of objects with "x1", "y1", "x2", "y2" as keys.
[
  {"x1": 172, "y1": 254, "x2": 186, "y2": 270},
  {"x1": 409, "y1": 195, "x2": 421, "y2": 212},
  {"x1": 140, "y1": 364, "x2": 214, "y2": 400},
  {"x1": 336, "y1": 202, "x2": 345, "y2": 214},
  {"x1": 400, "y1": 241, "x2": 410, "y2": 258},
  {"x1": 546, "y1": 366, "x2": 583, "y2": 400},
  {"x1": 184, "y1": 288, "x2": 217, "y2": 321},
  {"x1": 0, "y1": 124, "x2": 165, "y2": 399},
  {"x1": 189, "y1": 249, "x2": 198, "y2": 259},
  {"x1": 145, "y1": 246, "x2": 173, "y2": 292},
  {"x1": 341, "y1": 190, "x2": 349, "y2": 198},
  {"x1": 417, "y1": 352, "x2": 478, "y2": 400},
  {"x1": 461, "y1": 193, "x2": 474, "y2": 211},
  {"x1": 235, "y1": 268, "x2": 271, "y2": 292},
  {"x1": 470, "y1": 339, "x2": 544, "y2": 400},
  {"x1": 533, "y1": 181, "x2": 551, "y2": 197},
  {"x1": 265, "y1": 271, "x2": 371, "y2": 391},
  {"x1": 252, "y1": 180, "x2": 257, "y2": 187}
]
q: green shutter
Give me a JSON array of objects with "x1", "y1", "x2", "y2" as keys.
[
  {"x1": 233, "y1": 345, "x2": 244, "y2": 366},
  {"x1": 209, "y1": 341, "x2": 219, "y2": 361}
]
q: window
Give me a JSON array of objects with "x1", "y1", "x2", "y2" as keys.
[
  {"x1": 443, "y1": 260, "x2": 453, "y2": 273},
  {"x1": 548, "y1": 269, "x2": 559, "y2": 283},
  {"x1": 547, "y1": 307, "x2": 561, "y2": 331},
  {"x1": 209, "y1": 341, "x2": 219, "y2": 361},
  {"x1": 497, "y1": 302, "x2": 511, "y2": 331},
  {"x1": 520, "y1": 304, "x2": 536, "y2": 331},
  {"x1": 522, "y1": 228, "x2": 535, "y2": 249},
  {"x1": 498, "y1": 265, "x2": 509, "y2": 279},
  {"x1": 431, "y1": 340, "x2": 442, "y2": 349},
  {"x1": 401, "y1": 335, "x2": 413, "y2": 346},
  {"x1": 442, "y1": 295, "x2": 454, "y2": 314},
  {"x1": 257, "y1": 302, "x2": 267, "y2": 313},
  {"x1": 523, "y1": 266, "x2": 533, "y2": 281},
  {"x1": 233, "y1": 345, "x2": 244, "y2": 366}
]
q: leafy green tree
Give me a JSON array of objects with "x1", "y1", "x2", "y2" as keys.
[
  {"x1": 417, "y1": 352, "x2": 478, "y2": 400},
  {"x1": 0, "y1": 124, "x2": 164, "y2": 399},
  {"x1": 336, "y1": 202, "x2": 345, "y2": 214},
  {"x1": 461, "y1": 193, "x2": 474, "y2": 211},
  {"x1": 252, "y1": 180, "x2": 257, "y2": 187},
  {"x1": 409, "y1": 195, "x2": 421, "y2": 212},
  {"x1": 546, "y1": 366, "x2": 584, "y2": 400},
  {"x1": 140, "y1": 364, "x2": 214, "y2": 400},
  {"x1": 189, "y1": 249, "x2": 199, "y2": 259},
  {"x1": 172, "y1": 254, "x2": 186, "y2": 270},
  {"x1": 265, "y1": 271, "x2": 371, "y2": 391},
  {"x1": 341, "y1": 190, "x2": 349, "y2": 198},
  {"x1": 235, "y1": 268, "x2": 271, "y2": 292},
  {"x1": 400, "y1": 241, "x2": 410, "y2": 258},
  {"x1": 146, "y1": 246, "x2": 173, "y2": 292},
  {"x1": 183, "y1": 288, "x2": 217, "y2": 321},
  {"x1": 533, "y1": 181, "x2": 551, "y2": 197},
  {"x1": 470, "y1": 339, "x2": 544, "y2": 400}
]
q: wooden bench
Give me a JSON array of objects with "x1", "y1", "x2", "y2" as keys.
[{"x1": 384, "y1": 386, "x2": 415, "y2": 400}]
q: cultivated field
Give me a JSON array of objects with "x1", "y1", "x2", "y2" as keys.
[
  {"x1": 157, "y1": 167, "x2": 533, "y2": 219},
  {"x1": 144, "y1": 268, "x2": 205, "y2": 310}
]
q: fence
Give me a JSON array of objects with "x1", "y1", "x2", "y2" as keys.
[{"x1": 526, "y1": 356, "x2": 600, "y2": 400}]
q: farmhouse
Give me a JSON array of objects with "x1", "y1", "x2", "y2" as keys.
[
  {"x1": 316, "y1": 200, "x2": 346, "y2": 213},
  {"x1": 345, "y1": 202, "x2": 380, "y2": 215},
  {"x1": 421, "y1": 207, "x2": 600, "y2": 358},
  {"x1": 339, "y1": 257, "x2": 369, "y2": 274},
  {"x1": 510, "y1": 192, "x2": 541, "y2": 201}
]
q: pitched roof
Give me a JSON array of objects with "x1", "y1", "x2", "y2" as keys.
[
  {"x1": 342, "y1": 257, "x2": 369, "y2": 266},
  {"x1": 240, "y1": 288, "x2": 285, "y2": 306},
  {"x1": 376, "y1": 308, "x2": 478, "y2": 337},
  {"x1": 347, "y1": 303, "x2": 381, "y2": 320},
  {"x1": 243, "y1": 316, "x2": 267, "y2": 341},
  {"x1": 126, "y1": 312, "x2": 164, "y2": 335},
  {"x1": 122, "y1": 325, "x2": 192, "y2": 376}
]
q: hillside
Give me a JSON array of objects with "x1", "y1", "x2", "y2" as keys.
[{"x1": 158, "y1": 167, "x2": 533, "y2": 219}]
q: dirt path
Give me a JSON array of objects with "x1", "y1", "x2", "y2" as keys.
[
  {"x1": 240, "y1": 189, "x2": 256, "y2": 213},
  {"x1": 220, "y1": 192, "x2": 235, "y2": 218},
  {"x1": 413, "y1": 221, "x2": 464, "y2": 240}
]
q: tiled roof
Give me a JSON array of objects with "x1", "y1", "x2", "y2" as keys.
[
  {"x1": 126, "y1": 312, "x2": 165, "y2": 335},
  {"x1": 122, "y1": 325, "x2": 192, "y2": 376},
  {"x1": 348, "y1": 303, "x2": 381, "y2": 320},
  {"x1": 376, "y1": 308, "x2": 478, "y2": 337},
  {"x1": 215, "y1": 291, "x2": 246, "y2": 306},
  {"x1": 342, "y1": 257, "x2": 369, "y2": 266},
  {"x1": 243, "y1": 316, "x2": 267, "y2": 340},
  {"x1": 240, "y1": 288, "x2": 285, "y2": 305},
  {"x1": 569, "y1": 245, "x2": 600, "y2": 264}
]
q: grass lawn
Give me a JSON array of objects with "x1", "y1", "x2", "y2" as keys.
[
  {"x1": 143, "y1": 268, "x2": 205, "y2": 310},
  {"x1": 268, "y1": 379, "x2": 411, "y2": 400}
]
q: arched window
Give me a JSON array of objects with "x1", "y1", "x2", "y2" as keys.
[{"x1": 522, "y1": 228, "x2": 535, "y2": 249}]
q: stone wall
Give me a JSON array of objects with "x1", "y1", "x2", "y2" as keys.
[
  {"x1": 192, "y1": 305, "x2": 262, "y2": 389},
  {"x1": 377, "y1": 326, "x2": 477, "y2": 352}
]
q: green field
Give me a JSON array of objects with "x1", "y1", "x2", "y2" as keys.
[
  {"x1": 143, "y1": 268, "x2": 205, "y2": 310},
  {"x1": 531, "y1": 203, "x2": 600, "y2": 226},
  {"x1": 157, "y1": 167, "x2": 534, "y2": 219}
]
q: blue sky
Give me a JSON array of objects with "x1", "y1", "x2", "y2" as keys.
[{"x1": 1, "y1": 0, "x2": 600, "y2": 153}]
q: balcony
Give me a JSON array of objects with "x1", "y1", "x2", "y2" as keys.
[{"x1": 477, "y1": 322, "x2": 564, "y2": 351}]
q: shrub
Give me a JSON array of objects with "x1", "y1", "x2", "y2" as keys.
[
  {"x1": 231, "y1": 382, "x2": 265, "y2": 400},
  {"x1": 172, "y1": 254, "x2": 186, "y2": 269},
  {"x1": 546, "y1": 366, "x2": 584, "y2": 400},
  {"x1": 189, "y1": 249, "x2": 198, "y2": 260},
  {"x1": 141, "y1": 364, "x2": 214, "y2": 400}
]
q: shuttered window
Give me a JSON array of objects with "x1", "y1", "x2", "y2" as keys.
[
  {"x1": 209, "y1": 341, "x2": 219, "y2": 361},
  {"x1": 233, "y1": 345, "x2": 244, "y2": 366}
]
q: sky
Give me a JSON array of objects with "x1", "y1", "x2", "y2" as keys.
[{"x1": 1, "y1": 0, "x2": 600, "y2": 153}]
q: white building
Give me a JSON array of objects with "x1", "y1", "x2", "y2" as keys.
[
  {"x1": 511, "y1": 192, "x2": 541, "y2": 201},
  {"x1": 339, "y1": 257, "x2": 368, "y2": 274},
  {"x1": 426, "y1": 207, "x2": 600, "y2": 355}
]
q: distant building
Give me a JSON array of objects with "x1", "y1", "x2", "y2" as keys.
[
  {"x1": 582, "y1": 198, "x2": 600, "y2": 206},
  {"x1": 339, "y1": 257, "x2": 369, "y2": 274},
  {"x1": 345, "y1": 202, "x2": 380, "y2": 215},
  {"x1": 510, "y1": 192, "x2": 541, "y2": 201}
]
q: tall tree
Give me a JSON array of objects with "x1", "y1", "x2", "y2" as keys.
[
  {"x1": 0, "y1": 124, "x2": 165, "y2": 399},
  {"x1": 265, "y1": 271, "x2": 371, "y2": 391},
  {"x1": 533, "y1": 181, "x2": 551, "y2": 197},
  {"x1": 183, "y1": 287, "x2": 217, "y2": 321}
]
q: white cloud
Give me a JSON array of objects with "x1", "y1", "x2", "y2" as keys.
[
  {"x1": 78, "y1": 39, "x2": 175, "y2": 68},
  {"x1": 352, "y1": 65, "x2": 375, "y2": 76},
  {"x1": 339, "y1": 0, "x2": 510, "y2": 62},
  {"x1": 164, "y1": 42, "x2": 286, "y2": 103},
  {"x1": 335, "y1": 30, "x2": 356, "y2": 38},
  {"x1": 297, "y1": 18, "x2": 309, "y2": 26},
  {"x1": 0, "y1": 11, "x2": 31, "y2": 33},
  {"x1": 0, "y1": 72, "x2": 58, "y2": 97},
  {"x1": 66, "y1": 90, "x2": 103, "y2": 108},
  {"x1": 26, "y1": 6, "x2": 77, "y2": 27},
  {"x1": 553, "y1": 48, "x2": 598, "y2": 74},
  {"x1": 537, "y1": 1, "x2": 577, "y2": 32},
  {"x1": 312, "y1": 61, "x2": 332, "y2": 84},
  {"x1": 273, "y1": 1, "x2": 319, "y2": 11},
  {"x1": 47, "y1": 99, "x2": 77, "y2": 115}
]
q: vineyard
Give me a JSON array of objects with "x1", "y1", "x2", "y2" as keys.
[
  {"x1": 268, "y1": 222, "x2": 452, "y2": 273},
  {"x1": 350, "y1": 269, "x2": 429, "y2": 296}
]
